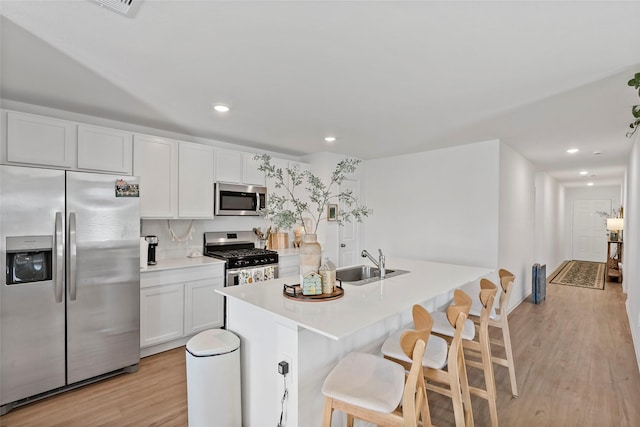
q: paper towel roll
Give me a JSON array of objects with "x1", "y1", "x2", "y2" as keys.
[{"x1": 140, "y1": 237, "x2": 148, "y2": 269}]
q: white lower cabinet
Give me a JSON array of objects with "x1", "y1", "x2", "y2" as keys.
[
  {"x1": 140, "y1": 283, "x2": 184, "y2": 347},
  {"x1": 140, "y1": 262, "x2": 224, "y2": 357},
  {"x1": 184, "y1": 279, "x2": 224, "y2": 335}
]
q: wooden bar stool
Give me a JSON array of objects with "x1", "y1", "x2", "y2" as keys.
[
  {"x1": 321, "y1": 324, "x2": 432, "y2": 427},
  {"x1": 469, "y1": 269, "x2": 518, "y2": 398},
  {"x1": 382, "y1": 291, "x2": 474, "y2": 427},
  {"x1": 433, "y1": 279, "x2": 499, "y2": 426}
]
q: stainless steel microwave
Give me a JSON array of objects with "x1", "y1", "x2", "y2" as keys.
[{"x1": 215, "y1": 183, "x2": 267, "y2": 216}]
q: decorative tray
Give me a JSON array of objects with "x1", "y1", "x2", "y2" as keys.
[{"x1": 282, "y1": 282, "x2": 344, "y2": 302}]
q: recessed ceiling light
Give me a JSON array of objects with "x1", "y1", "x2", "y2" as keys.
[
  {"x1": 566, "y1": 148, "x2": 579, "y2": 154},
  {"x1": 212, "y1": 104, "x2": 230, "y2": 113},
  {"x1": 587, "y1": 182, "x2": 594, "y2": 186},
  {"x1": 324, "y1": 137, "x2": 336, "y2": 143},
  {"x1": 579, "y1": 171, "x2": 588, "y2": 175}
]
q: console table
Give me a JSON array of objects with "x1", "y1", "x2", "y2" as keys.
[{"x1": 606, "y1": 240, "x2": 623, "y2": 282}]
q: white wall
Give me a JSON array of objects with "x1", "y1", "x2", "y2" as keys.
[
  {"x1": 563, "y1": 185, "x2": 622, "y2": 259},
  {"x1": 622, "y1": 169, "x2": 629, "y2": 293},
  {"x1": 141, "y1": 217, "x2": 270, "y2": 260},
  {"x1": 361, "y1": 140, "x2": 500, "y2": 268},
  {"x1": 301, "y1": 152, "x2": 362, "y2": 264},
  {"x1": 534, "y1": 172, "x2": 566, "y2": 274},
  {"x1": 625, "y1": 133, "x2": 640, "y2": 371},
  {"x1": 498, "y1": 143, "x2": 537, "y2": 308}
]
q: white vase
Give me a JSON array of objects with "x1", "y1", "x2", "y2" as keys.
[{"x1": 299, "y1": 234, "x2": 321, "y2": 280}]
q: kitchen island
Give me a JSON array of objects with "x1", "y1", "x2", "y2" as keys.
[{"x1": 217, "y1": 258, "x2": 493, "y2": 427}]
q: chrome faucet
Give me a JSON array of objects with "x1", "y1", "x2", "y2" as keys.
[{"x1": 361, "y1": 249, "x2": 386, "y2": 279}]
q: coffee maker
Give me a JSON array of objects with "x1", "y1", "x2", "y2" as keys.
[{"x1": 144, "y1": 235, "x2": 159, "y2": 265}]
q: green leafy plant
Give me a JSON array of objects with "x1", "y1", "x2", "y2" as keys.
[
  {"x1": 255, "y1": 154, "x2": 372, "y2": 234},
  {"x1": 628, "y1": 72, "x2": 640, "y2": 138}
]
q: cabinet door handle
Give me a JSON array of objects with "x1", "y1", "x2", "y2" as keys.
[{"x1": 340, "y1": 244, "x2": 346, "y2": 248}]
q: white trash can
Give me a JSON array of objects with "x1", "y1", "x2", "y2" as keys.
[{"x1": 186, "y1": 329, "x2": 241, "y2": 427}]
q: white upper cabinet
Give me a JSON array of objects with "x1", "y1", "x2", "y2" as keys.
[
  {"x1": 242, "y1": 152, "x2": 265, "y2": 186},
  {"x1": 4, "y1": 111, "x2": 134, "y2": 174},
  {"x1": 6, "y1": 111, "x2": 76, "y2": 168},
  {"x1": 178, "y1": 141, "x2": 214, "y2": 218},
  {"x1": 77, "y1": 124, "x2": 132, "y2": 174},
  {"x1": 134, "y1": 136, "x2": 214, "y2": 219},
  {"x1": 214, "y1": 148, "x2": 265, "y2": 186},
  {"x1": 133, "y1": 134, "x2": 179, "y2": 218},
  {"x1": 214, "y1": 148, "x2": 243, "y2": 184}
]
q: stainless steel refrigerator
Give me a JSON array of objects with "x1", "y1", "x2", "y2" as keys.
[{"x1": 0, "y1": 165, "x2": 140, "y2": 414}]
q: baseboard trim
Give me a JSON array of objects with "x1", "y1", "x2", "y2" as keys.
[
  {"x1": 626, "y1": 300, "x2": 640, "y2": 374},
  {"x1": 141, "y1": 336, "x2": 191, "y2": 358}
]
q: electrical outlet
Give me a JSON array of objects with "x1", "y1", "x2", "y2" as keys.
[
  {"x1": 278, "y1": 360, "x2": 289, "y2": 376},
  {"x1": 276, "y1": 354, "x2": 293, "y2": 427},
  {"x1": 277, "y1": 354, "x2": 292, "y2": 376}
]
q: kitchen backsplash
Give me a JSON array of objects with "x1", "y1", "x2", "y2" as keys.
[{"x1": 141, "y1": 218, "x2": 291, "y2": 260}]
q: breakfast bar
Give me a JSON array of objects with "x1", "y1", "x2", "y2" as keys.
[{"x1": 217, "y1": 258, "x2": 493, "y2": 427}]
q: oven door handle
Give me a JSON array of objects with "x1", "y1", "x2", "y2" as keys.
[
  {"x1": 226, "y1": 264, "x2": 278, "y2": 287},
  {"x1": 256, "y1": 192, "x2": 261, "y2": 210}
]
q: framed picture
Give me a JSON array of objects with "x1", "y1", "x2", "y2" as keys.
[{"x1": 327, "y1": 204, "x2": 338, "y2": 221}]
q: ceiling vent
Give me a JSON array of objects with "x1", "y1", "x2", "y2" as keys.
[{"x1": 91, "y1": 0, "x2": 141, "y2": 17}]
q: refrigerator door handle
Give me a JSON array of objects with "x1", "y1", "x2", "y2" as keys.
[
  {"x1": 54, "y1": 211, "x2": 64, "y2": 303},
  {"x1": 68, "y1": 212, "x2": 77, "y2": 301}
]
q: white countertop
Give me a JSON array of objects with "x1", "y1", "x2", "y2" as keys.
[
  {"x1": 141, "y1": 256, "x2": 225, "y2": 273},
  {"x1": 217, "y1": 258, "x2": 493, "y2": 340}
]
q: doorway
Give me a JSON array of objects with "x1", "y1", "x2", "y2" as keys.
[{"x1": 572, "y1": 199, "x2": 610, "y2": 262}]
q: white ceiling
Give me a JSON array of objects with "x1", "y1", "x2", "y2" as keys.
[{"x1": 1, "y1": 1, "x2": 639, "y2": 187}]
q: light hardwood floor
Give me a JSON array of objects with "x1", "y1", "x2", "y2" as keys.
[{"x1": 2, "y1": 279, "x2": 640, "y2": 427}]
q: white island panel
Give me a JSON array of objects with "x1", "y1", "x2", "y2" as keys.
[{"x1": 218, "y1": 258, "x2": 494, "y2": 426}]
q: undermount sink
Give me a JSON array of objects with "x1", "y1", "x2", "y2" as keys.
[{"x1": 336, "y1": 265, "x2": 409, "y2": 286}]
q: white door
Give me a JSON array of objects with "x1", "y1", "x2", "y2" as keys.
[
  {"x1": 572, "y1": 199, "x2": 610, "y2": 262},
  {"x1": 338, "y1": 179, "x2": 359, "y2": 267}
]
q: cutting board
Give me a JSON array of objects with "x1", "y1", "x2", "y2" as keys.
[{"x1": 268, "y1": 232, "x2": 289, "y2": 249}]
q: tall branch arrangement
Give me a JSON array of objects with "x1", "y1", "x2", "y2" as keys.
[
  {"x1": 628, "y1": 72, "x2": 640, "y2": 138},
  {"x1": 255, "y1": 155, "x2": 372, "y2": 234}
]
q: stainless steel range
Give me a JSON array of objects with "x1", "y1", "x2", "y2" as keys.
[{"x1": 204, "y1": 231, "x2": 279, "y2": 286}]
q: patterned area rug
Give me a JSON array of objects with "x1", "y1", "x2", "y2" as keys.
[{"x1": 550, "y1": 261, "x2": 605, "y2": 290}]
